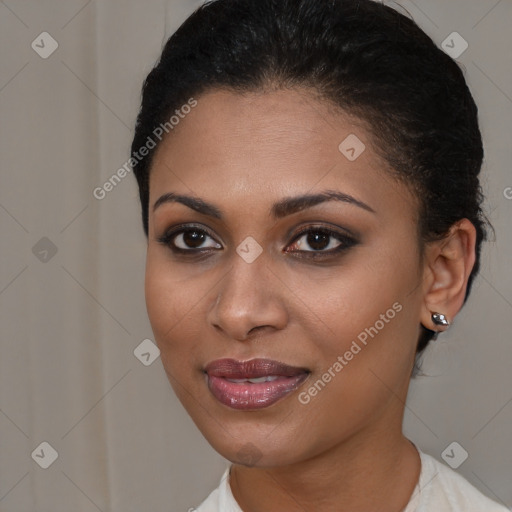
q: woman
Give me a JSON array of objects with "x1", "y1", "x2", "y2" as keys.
[{"x1": 130, "y1": 0, "x2": 508, "y2": 510}]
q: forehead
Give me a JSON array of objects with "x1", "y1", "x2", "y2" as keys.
[{"x1": 149, "y1": 88, "x2": 418, "y2": 223}]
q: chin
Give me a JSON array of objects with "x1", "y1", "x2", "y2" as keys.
[{"x1": 194, "y1": 416, "x2": 312, "y2": 468}]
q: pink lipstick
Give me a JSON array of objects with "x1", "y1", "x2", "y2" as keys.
[{"x1": 204, "y1": 358, "x2": 309, "y2": 410}]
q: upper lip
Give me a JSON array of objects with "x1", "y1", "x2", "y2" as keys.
[{"x1": 204, "y1": 358, "x2": 309, "y2": 379}]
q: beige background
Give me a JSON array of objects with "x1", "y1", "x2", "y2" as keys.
[{"x1": 0, "y1": 0, "x2": 511, "y2": 510}]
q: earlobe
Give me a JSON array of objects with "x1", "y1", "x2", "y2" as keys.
[{"x1": 420, "y1": 219, "x2": 477, "y2": 334}]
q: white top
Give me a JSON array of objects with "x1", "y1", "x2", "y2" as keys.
[{"x1": 194, "y1": 448, "x2": 509, "y2": 511}]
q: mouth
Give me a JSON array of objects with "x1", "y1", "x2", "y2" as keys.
[{"x1": 204, "y1": 358, "x2": 310, "y2": 410}]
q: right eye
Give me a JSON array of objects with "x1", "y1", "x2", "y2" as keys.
[{"x1": 157, "y1": 225, "x2": 222, "y2": 253}]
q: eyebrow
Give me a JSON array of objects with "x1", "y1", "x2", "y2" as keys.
[{"x1": 152, "y1": 189, "x2": 376, "y2": 219}]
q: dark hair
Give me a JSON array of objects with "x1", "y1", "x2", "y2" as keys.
[{"x1": 131, "y1": 0, "x2": 492, "y2": 354}]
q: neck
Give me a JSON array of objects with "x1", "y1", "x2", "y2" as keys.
[{"x1": 229, "y1": 421, "x2": 421, "y2": 512}]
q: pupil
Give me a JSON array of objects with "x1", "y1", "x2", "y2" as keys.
[
  {"x1": 184, "y1": 230, "x2": 205, "y2": 248},
  {"x1": 307, "y1": 232, "x2": 329, "y2": 250}
]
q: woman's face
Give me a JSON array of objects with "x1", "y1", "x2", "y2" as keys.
[{"x1": 145, "y1": 88, "x2": 427, "y2": 467}]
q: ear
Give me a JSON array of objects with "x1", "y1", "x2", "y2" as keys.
[{"x1": 420, "y1": 218, "x2": 477, "y2": 333}]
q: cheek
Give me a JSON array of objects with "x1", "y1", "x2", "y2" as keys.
[
  {"x1": 144, "y1": 256, "x2": 196, "y2": 350},
  {"x1": 285, "y1": 258, "x2": 405, "y2": 337},
  {"x1": 291, "y1": 250, "x2": 420, "y2": 383},
  {"x1": 144, "y1": 252, "x2": 220, "y2": 381},
  {"x1": 145, "y1": 263, "x2": 173, "y2": 339},
  {"x1": 144, "y1": 259, "x2": 207, "y2": 403}
]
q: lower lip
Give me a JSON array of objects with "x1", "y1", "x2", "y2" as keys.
[{"x1": 207, "y1": 374, "x2": 309, "y2": 410}]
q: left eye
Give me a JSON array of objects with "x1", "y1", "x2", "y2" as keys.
[{"x1": 287, "y1": 228, "x2": 352, "y2": 253}]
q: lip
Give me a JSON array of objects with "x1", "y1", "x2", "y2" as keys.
[{"x1": 204, "y1": 358, "x2": 310, "y2": 410}]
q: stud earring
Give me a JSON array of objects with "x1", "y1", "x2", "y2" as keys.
[{"x1": 432, "y1": 312, "x2": 450, "y2": 328}]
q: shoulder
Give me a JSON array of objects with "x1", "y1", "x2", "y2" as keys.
[
  {"x1": 193, "y1": 466, "x2": 241, "y2": 512},
  {"x1": 193, "y1": 487, "x2": 220, "y2": 512},
  {"x1": 416, "y1": 450, "x2": 509, "y2": 511},
  {"x1": 192, "y1": 454, "x2": 509, "y2": 512}
]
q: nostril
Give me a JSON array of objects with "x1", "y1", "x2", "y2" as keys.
[{"x1": 247, "y1": 325, "x2": 273, "y2": 337}]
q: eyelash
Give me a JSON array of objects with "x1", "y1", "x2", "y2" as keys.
[{"x1": 156, "y1": 224, "x2": 357, "y2": 259}]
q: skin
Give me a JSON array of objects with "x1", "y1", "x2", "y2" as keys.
[{"x1": 144, "y1": 88, "x2": 476, "y2": 511}]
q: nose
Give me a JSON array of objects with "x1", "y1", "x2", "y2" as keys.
[{"x1": 207, "y1": 255, "x2": 289, "y2": 341}]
